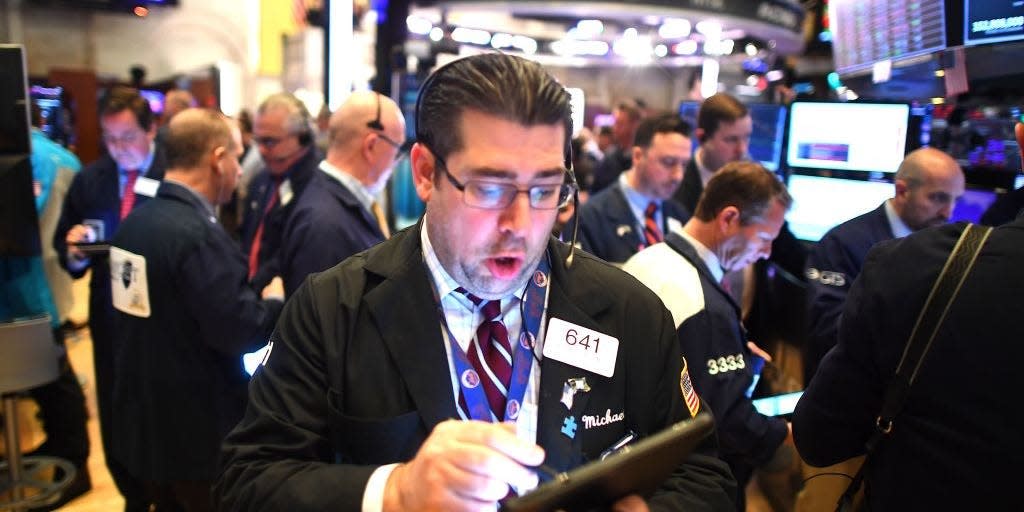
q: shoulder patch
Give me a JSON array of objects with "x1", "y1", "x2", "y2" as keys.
[
  {"x1": 110, "y1": 246, "x2": 151, "y2": 318},
  {"x1": 680, "y1": 357, "x2": 701, "y2": 418}
]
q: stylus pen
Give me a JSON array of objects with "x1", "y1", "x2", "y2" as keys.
[{"x1": 600, "y1": 430, "x2": 637, "y2": 460}]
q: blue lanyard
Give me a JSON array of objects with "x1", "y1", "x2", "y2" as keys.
[{"x1": 441, "y1": 256, "x2": 551, "y2": 422}]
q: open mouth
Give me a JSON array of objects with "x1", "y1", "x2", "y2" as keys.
[{"x1": 485, "y1": 256, "x2": 523, "y2": 280}]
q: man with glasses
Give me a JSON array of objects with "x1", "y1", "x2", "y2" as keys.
[
  {"x1": 217, "y1": 53, "x2": 735, "y2": 511},
  {"x1": 240, "y1": 92, "x2": 322, "y2": 289},
  {"x1": 279, "y1": 90, "x2": 406, "y2": 295},
  {"x1": 54, "y1": 86, "x2": 166, "y2": 512},
  {"x1": 578, "y1": 113, "x2": 692, "y2": 264}
]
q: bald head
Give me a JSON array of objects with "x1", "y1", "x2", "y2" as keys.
[
  {"x1": 326, "y1": 91, "x2": 406, "y2": 192},
  {"x1": 893, "y1": 147, "x2": 965, "y2": 230},
  {"x1": 164, "y1": 89, "x2": 195, "y2": 121},
  {"x1": 164, "y1": 108, "x2": 238, "y2": 170}
]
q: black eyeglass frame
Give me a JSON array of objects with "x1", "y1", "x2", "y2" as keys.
[{"x1": 428, "y1": 146, "x2": 577, "y2": 210}]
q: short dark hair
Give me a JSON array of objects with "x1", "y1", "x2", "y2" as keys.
[
  {"x1": 417, "y1": 53, "x2": 572, "y2": 165},
  {"x1": 100, "y1": 86, "x2": 154, "y2": 131},
  {"x1": 697, "y1": 93, "x2": 748, "y2": 141},
  {"x1": 163, "y1": 109, "x2": 235, "y2": 170},
  {"x1": 632, "y1": 112, "x2": 691, "y2": 149},
  {"x1": 694, "y1": 161, "x2": 792, "y2": 224}
]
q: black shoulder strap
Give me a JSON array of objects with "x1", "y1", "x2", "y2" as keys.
[{"x1": 838, "y1": 223, "x2": 993, "y2": 511}]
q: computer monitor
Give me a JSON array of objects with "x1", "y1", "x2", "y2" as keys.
[
  {"x1": 786, "y1": 101, "x2": 911, "y2": 174},
  {"x1": 965, "y1": 0, "x2": 1024, "y2": 46},
  {"x1": 748, "y1": 104, "x2": 787, "y2": 172},
  {"x1": 1016, "y1": 174, "x2": 1024, "y2": 190},
  {"x1": 950, "y1": 187, "x2": 1000, "y2": 223},
  {"x1": 786, "y1": 173, "x2": 894, "y2": 242},
  {"x1": 30, "y1": 85, "x2": 67, "y2": 144}
]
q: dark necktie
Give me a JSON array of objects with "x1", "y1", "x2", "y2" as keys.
[
  {"x1": 120, "y1": 169, "x2": 139, "y2": 220},
  {"x1": 248, "y1": 179, "x2": 282, "y2": 280},
  {"x1": 460, "y1": 289, "x2": 513, "y2": 421},
  {"x1": 643, "y1": 201, "x2": 664, "y2": 246}
]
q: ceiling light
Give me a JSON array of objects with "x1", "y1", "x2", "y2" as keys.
[
  {"x1": 452, "y1": 27, "x2": 491, "y2": 46},
  {"x1": 406, "y1": 16, "x2": 433, "y2": 36},
  {"x1": 659, "y1": 18, "x2": 691, "y2": 39},
  {"x1": 429, "y1": 27, "x2": 444, "y2": 42},
  {"x1": 674, "y1": 40, "x2": 699, "y2": 55}
]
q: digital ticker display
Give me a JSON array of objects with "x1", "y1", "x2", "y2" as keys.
[{"x1": 965, "y1": 0, "x2": 1024, "y2": 46}]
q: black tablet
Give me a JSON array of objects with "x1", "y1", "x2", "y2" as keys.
[{"x1": 500, "y1": 412, "x2": 714, "y2": 512}]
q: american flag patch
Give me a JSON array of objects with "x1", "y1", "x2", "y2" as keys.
[{"x1": 680, "y1": 357, "x2": 701, "y2": 418}]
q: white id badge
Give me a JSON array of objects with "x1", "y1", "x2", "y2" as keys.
[
  {"x1": 133, "y1": 176, "x2": 160, "y2": 197},
  {"x1": 542, "y1": 318, "x2": 618, "y2": 377}
]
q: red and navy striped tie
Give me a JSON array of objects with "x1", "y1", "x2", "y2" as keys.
[
  {"x1": 643, "y1": 201, "x2": 664, "y2": 247},
  {"x1": 460, "y1": 289, "x2": 513, "y2": 421}
]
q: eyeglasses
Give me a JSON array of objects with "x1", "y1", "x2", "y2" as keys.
[
  {"x1": 253, "y1": 136, "x2": 284, "y2": 149},
  {"x1": 433, "y1": 150, "x2": 576, "y2": 210},
  {"x1": 102, "y1": 130, "x2": 144, "y2": 146}
]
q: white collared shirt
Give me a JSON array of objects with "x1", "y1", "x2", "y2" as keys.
[
  {"x1": 677, "y1": 228, "x2": 725, "y2": 284},
  {"x1": 695, "y1": 148, "x2": 716, "y2": 187},
  {"x1": 884, "y1": 199, "x2": 914, "y2": 239},
  {"x1": 618, "y1": 172, "x2": 664, "y2": 236}
]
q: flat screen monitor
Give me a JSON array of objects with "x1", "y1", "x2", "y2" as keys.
[
  {"x1": 830, "y1": 0, "x2": 946, "y2": 74},
  {"x1": 786, "y1": 173, "x2": 894, "y2": 242},
  {"x1": 950, "y1": 187, "x2": 999, "y2": 223},
  {"x1": 0, "y1": 155, "x2": 41, "y2": 257},
  {"x1": 30, "y1": 85, "x2": 67, "y2": 145},
  {"x1": 965, "y1": 0, "x2": 1024, "y2": 46},
  {"x1": 1016, "y1": 174, "x2": 1024, "y2": 189},
  {"x1": 748, "y1": 104, "x2": 787, "y2": 172},
  {"x1": 786, "y1": 102, "x2": 910, "y2": 174}
]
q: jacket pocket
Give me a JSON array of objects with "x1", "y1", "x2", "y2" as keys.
[{"x1": 326, "y1": 388, "x2": 424, "y2": 465}]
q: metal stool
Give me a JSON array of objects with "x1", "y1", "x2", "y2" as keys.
[{"x1": 0, "y1": 315, "x2": 76, "y2": 511}]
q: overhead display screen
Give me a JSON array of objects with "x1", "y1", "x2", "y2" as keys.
[
  {"x1": 965, "y1": 0, "x2": 1024, "y2": 46},
  {"x1": 830, "y1": 0, "x2": 946, "y2": 74},
  {"x1": 786, "y1": 102, "x2": 910, "y2": 174}
]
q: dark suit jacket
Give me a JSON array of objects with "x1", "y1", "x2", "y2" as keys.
[
  {"x1": 280, "y1": 170, "x2": 386, "y2": 295},
  {"x1": 111, "y1": 181, "x2": 282, "y2": 481},
  {"x1": 673, "y1": 157, "x2": 703, "y2": 214},
  {"x1": 590, "y1": 145, "x2": 631, "y2": 194},
  {"x1": 803, "y1": 204, "x2": 893, "y2": 381},
  {"x1": 216, "y1": 224, "x2": 736, "y2": 511},
  {"x1": 661, "y1": 235, "x2": 787, "y2": 489},
  {"x1": 240, "y1": 147, "x2": 321, "y2": 288},
  {"x1": 578, "y1": 182, "x2": 690, "y2": 264},
  {"x1": 794, "y1": 219, "x2": 1024, "y2": 509}
]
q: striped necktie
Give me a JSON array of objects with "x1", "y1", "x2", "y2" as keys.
[
  {"x1": 459, "y1": 289, "x2": 513, "y2": 421},
  {"x1": 643, "y1": 201, "x2": 664, "y2": 246}
]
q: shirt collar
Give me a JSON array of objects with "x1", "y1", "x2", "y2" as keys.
[
  {"x1": 318, "y1": 160, "x2": 375, "y2": 211},
  {"x1": 618, "y1": 172, "x2": 661, "y2": 222},
  {"x1": 695, "y1": 148, "x2": 716, "y2": 186},
  {"x1": 162, "y1": 177, "x2": 217, "y2": 221},
  {"x1": 420, "y1": 218, "x2": 526, "y2": 310},
  {"x1": 884, "y1": 199, "x2": 914, "y2": 239},
  {"x1": 678, "y1": 228, "x2": 724, "y2": 283}
]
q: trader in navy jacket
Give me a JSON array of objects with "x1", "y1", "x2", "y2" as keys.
[{"x1": 279, "y1": 91, "x2": 406, "y2": 295}]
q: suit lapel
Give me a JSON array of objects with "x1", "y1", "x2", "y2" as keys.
[
  {"x1": 324, "y1": 174, "x2": 383, "y2": 238},
  {"x1": 364, "y1": 223, "x2": 457, "y2": 432},
  {"x1": 605, "y1": 184, "x2": 643, "y2": 251},
  {"x1": 536, "y1": 243, "x2": 612, "y2": 471}
]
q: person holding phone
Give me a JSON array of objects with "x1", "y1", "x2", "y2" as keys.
[{"x1": 624, "y1": 162, "x2": 798, "y2": 510}]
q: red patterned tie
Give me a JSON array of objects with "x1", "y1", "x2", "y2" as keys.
[
  {"x1": 461, "y1": 290, "x2": 513, "y2": 421},
  {"x1": 643, "y1": 201, "x2": 664, "y2": 246},
  {"x1": 247, "y1": 180, "x2": 281, "y2": 280},
  {"x1": 119, "y1": 169, "x2": 139, "y2": 220}
]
